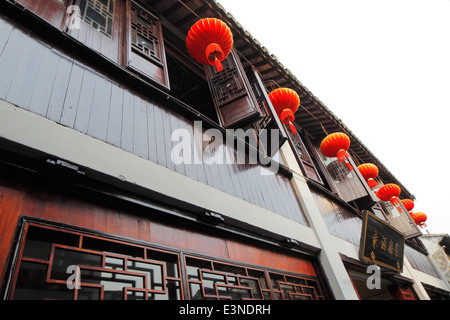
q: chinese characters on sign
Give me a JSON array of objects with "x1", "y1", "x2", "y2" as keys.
[{"x1": 359, "y1": 211, "x2": 405, "y2": 273}]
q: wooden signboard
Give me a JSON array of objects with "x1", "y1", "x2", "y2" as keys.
[{"x1": 359, "y1": 210, "x2": 405, "y2": 273}]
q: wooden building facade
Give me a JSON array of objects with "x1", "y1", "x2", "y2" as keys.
[{"x1": 0, "y1": 0, "x2": 448, "y2": 300}]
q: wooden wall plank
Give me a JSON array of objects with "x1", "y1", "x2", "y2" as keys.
[
  {"x1": 145, "y1": 99, "x2": 158, "y2": 164},
  {"x1": 174, "y1": 114, "x2": 196, "y2": 181},
  {"x1": 162, "y1": 109, "x2": 175, "y2": 172},
  {"x1": 121, "y1": 90, "x2": 135, "y2": 153},
  {"x1": 0, "y1": 28, "x2": 28, "y2": 100},
  {"x1": 60, "y1": 63, "x2": 85, "y2": 128},
  {"x1": 5, "y1": 33, "x2": 44, "y2": 109},
  {"x1": 74, "y1": 69, "x2": 96, "y2": 133},
  {"x1": 133, "y1": 95, "x2": 149, "y2": 159},
  {"x1": 152, "y1": 103, "x2": 167, "y2": 167},
  {"x1": 215, "y1": 145, "x2": 235, "y2": 196},
  {"x1": 28, "y1": 49, "x2": 60, "y2": 116},
  {"x1": 106, "y1": 84, "x2": 124, "y2": 148},
  {"x1": 233, "y1": 163, "x2": 251, "y2": 205},
  {"x1": 88, "y1": 75, "x2": 112, "y2": 141},
  {"x1": 46, "y1": 56, "x2": 74, "y2": 122},
  {"x1": 169, "y1": 111, "x2": 185, "y2": 176},
  {"x1": 0, "y1": 16, "x2": 13, "y2": 55}
]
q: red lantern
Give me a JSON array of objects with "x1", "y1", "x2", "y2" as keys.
[
  {"x1": 268, "y1": 88, "x2": 300, "y2": 134},
  {"x1": 186, "y1": 18, "x2": 233, "y2": 72},
  {"x1": 412, "y1": 212, "x2": 427, "y2": 226},
  {"x1": 320, "y1": 132, "x2": 353, "y2": 170},
  {"x1": 357, "y1": 163, "x2": 379, "y2": 189},
  {"x1": 412, "y1": 212, "x2": 429, "y2": 234},
  {"x1": 401, "y1": 199, "x2": 414, "y2": 212},
  {"x1": 377, "y1": 183, "x2": 403, "y2": 212}
]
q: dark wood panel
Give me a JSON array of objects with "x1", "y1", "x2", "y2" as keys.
[
  {"x1": 226, "y1": 239, "x2": 317, "y2": 277},
  {"x1": 14, "y1": 0, "x2": 65, "y2": 29},
  {"x1": 0, "y1": 185, "x2": 25, "y2": 285}
]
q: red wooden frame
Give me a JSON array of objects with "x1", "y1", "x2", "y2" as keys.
[
  {"x1": 8, "y1": 221, "x2": 326, "y2": 300},
  {"x1": 9, "y1": 222, "x2": 183, "y2": 300}
]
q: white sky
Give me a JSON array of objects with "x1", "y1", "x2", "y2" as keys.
[{"x1": 218, "y1": 0, "x2": 450, "y2": 234}]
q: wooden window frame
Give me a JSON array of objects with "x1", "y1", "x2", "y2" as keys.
[
  {"x1": 8, "y1": 221, "x2": 184, "y2": 300},
  {"x1": 305, "y1": 135, "x2": 380, "y2": 211},
  {"x1": 286, "y1": 129, "x2": 324, "y2": 184},
  {"x1": 6, "y1": 218, "x2": 328, "y2": 300},
  {"x1": 75, "y1": 0, "x2": 116, "y2": 39},
  {"x1": 125, "y1": 0, "x2": 170, "y2": 90},
  {"x1": 205, "y1": 48, "x2": 263, "y2": 128},
  {"x1": 377, "y1": 199, "x2": 422, "y2": 239},
  {"x1": 248, "y1": 67, "x2": 288, "y2": 157}
]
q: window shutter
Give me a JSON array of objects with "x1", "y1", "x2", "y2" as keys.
[
  {"x1": 310, "y1": 139, "x2": 377, "y2": 210},
  {"x1": 247, "y1": 67, "x2": 288, "y2": 157},
  {"x1": 205, "y1": 48, "x2": 262, "y2": 128},
  {"x1": 378, "y1": 199, "x2": 421, "y2": 239},
  {"x1": 287, "y1": 130, "x2": 323, "y2": 184},
  {"x1": 322, "y1": 155, "x2": 372, "y2": 204},
  {"x1": 126, "y1": 1, "x2": 170, "y2": 90}
]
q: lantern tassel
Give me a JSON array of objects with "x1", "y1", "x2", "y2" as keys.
[
  {"x1": 289, "y1": 122, "x2": 297, "y2": 135},
  {"x1": 345, "y1": 161, "x2": 354, "y2": 171},
  {"x1": 213, "y1": 58, "x2": 224, "y2": 72},
  {"x1": 280, "y1": 109, "x2": 296, "y2": 134},
  {"x1": 205, "y1": 43, "x2": 224, "y2": 72}
]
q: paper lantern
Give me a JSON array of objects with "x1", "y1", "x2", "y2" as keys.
[
  {"x1": 357, "y1": 163, "x2": 379, "y2": 189},
  {"x1": 186, "y1": 18, "x2": 233, "y2": 72},
  {"x1": 268, "y1": 88, "x2": 300, "y2": 134},
  {"x1": 376, "y1": 183, "x2": 401, "y2": 205},
  {"x1": 320, "y1": 132, "x2": 353, "y2": 170},
  {"x1": 412, "y1": 212, "x2": 427, "y2": 226},
  {"x1": 401, "y1": 199, "x2": 415, "y2": 212}
]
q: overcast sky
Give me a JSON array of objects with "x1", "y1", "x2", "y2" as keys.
[{"x1": 218, "y1": 0, "x2": 450, "y2": 234}]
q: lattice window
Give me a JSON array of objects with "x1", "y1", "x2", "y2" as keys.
[
  {"x1": 185, "y1": 256, "x2": 325, "y2": 300},
  {"x1": 269, "y1": 272, "x2": 324, "y2": 300},
  {"x1": 79, "y1": 0, "x2": 115, "y2": 38},
  {"x1": 130, "y1": 3, "x2": 161, "y2": 62},
  {"x1": 9, "y1": 222, "x2": 326, "y2": 300},
  {"x1": 207, "y1": 57, "x2": 246, "y2": 106},
  {"x1": 10, "y1": 223, "x2": 182, "y2": 300},
  {"x1": 286, "y1": 130, "x2": 323, "y2": 183},
  {"x1": 186, "y1": 256, "x2": 271, "y2": 300}
]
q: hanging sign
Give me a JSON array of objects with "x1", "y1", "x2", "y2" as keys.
[{"x1": 359, "y1": 210, "x2": 405, "y2": 273}]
